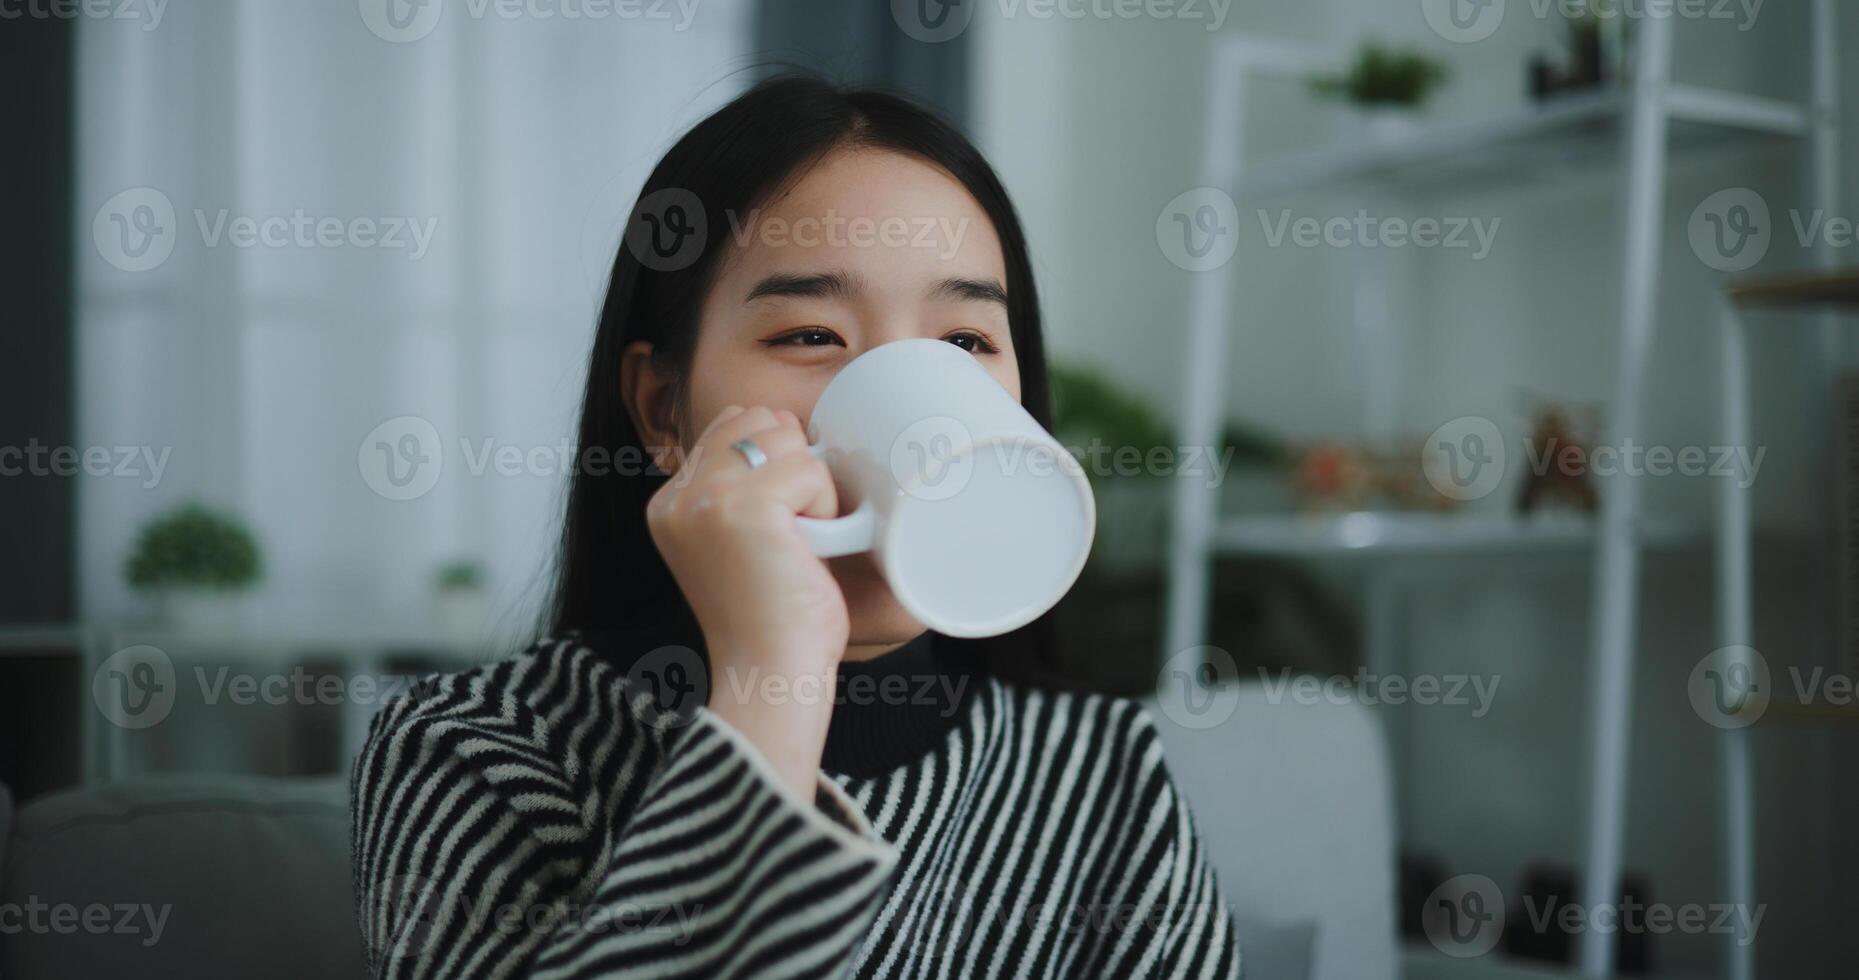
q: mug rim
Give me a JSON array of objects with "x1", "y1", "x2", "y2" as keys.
[{"x1": 876, "y1": 435, "x2": 1096, "y2": 639}]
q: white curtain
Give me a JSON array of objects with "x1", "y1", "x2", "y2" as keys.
[{"x1": 76, "y1": 1, "x2": 750, "y2": 644}]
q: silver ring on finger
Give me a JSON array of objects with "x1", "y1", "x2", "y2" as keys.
[{"x1": 731, "y1": 438, "x2": 769, "y2": 470}]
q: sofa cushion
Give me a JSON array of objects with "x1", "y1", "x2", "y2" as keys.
[
  {"x1": 0, "y1": 774, "x2": 362, "y2": 980},
  {"x1": 1233, "y1": 915, "x2": 1318, "y2": 980},
  {"x1": 1144, "y1": 681, "x2": 1398, "y2": 980}
]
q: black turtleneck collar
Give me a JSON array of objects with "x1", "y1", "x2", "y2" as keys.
[
  {"x1": 822, "y1": 628, "x2": 984, "y2": 777},
  {"x1": 575, "y1": 608, "x2": 986, "y2": 779}
]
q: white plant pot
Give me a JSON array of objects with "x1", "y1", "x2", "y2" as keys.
[
  {"x1": 432, "y1": 588, "x2": 488, "y2": 648},
  {"x1": 1342, "y1": 107, "x2": 1424, "y2": 145},
  {"x1": 157, "y1": 587, "x2": 246, "y2": 636}
]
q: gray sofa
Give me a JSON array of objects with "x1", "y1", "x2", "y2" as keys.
[
  {"x1": 1, "y1": 681, "x2": 1407, "y2": 979},
  {"x1": 0, "y1": 774, "x2": 365, "y2": 978}
]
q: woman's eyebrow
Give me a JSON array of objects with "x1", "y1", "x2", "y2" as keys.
[
  {"x1": 929, "y1": 277, "x2": 1008, "y2": 307},
  {"x1": 744, "y1": 270, "x2": 864, "y2": 303}
]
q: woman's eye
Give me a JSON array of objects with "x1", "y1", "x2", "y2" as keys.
[
  {"x1": 945, "y1": 331, "x2": 1001, "y2": 355},
  {"x1": 768, "y1": 328, "x2": 843, "y2": 348}
]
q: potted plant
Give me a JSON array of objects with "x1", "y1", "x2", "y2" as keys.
[
  {"x1": 1046, "y1": 361, "x2": 1292, "y2": 692},
  {"x1": 124, "y1": 502, "x2": 262, "y2": 634},
  {"x1": 1050, "y1": 362, "x2": 1290, "y2": 571},
  {"x1": 431, "y1": 559, "x2": 488, "y2": 648},
  {"x1": 1310, "y1": 41, "x2": 1449, "y2": 143}
]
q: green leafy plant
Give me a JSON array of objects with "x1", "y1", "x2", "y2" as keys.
[
  {"x1": 1047, "y1": 361, "x2": 1289, "y2": 486},
  {"x1": 1050, "y1": 363, "x2": 1173, "y2": 464},
  {"x1": 124, "y1": 502, "x2": 262, "y2": 591},
  {"x1": 1310, "y1": 42, "x2": 1449, "y2": 108},
  {"x1": 437, "y1": 560, "x2": 484, "y2": 591}
]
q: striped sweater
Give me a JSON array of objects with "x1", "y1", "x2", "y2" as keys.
[{"x1": 350, "y1": 624, "x2": 1243, "y2": 979}]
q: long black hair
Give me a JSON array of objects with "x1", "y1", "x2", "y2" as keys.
[{"x1": 548, "y1": 73, "x2": 1064, "y2": 680}]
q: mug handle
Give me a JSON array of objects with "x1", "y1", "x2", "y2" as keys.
[{"x1": 795, "y1": 443, "x2": 878, "y2": 558}]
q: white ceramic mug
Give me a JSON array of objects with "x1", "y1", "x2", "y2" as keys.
[{"x1": 792, "y1": 338, "x2": 1095, "y2": 638}]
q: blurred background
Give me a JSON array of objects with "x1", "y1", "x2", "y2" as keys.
[{"x1": 2, "y1": 1, "x2": 1854, "y2": 978}]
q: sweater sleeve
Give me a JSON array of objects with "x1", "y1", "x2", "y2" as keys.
[
  {"x1": 350, "y1": 648, "x2": 900, "y2": 980},
  {"x1": 1088, "y1": 704, "x2": 1244, "y2": 980}
]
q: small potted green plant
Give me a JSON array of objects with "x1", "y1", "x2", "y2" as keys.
[
  {"x1": 124, "y1": 502, "x2": 262, "y2": 633},
  {"x1": 1310, "y1": 41, "x2": 1449, "y2": 142},
  {"x1": 1048, "y1": 362, "x2": 1289, "y2": 573},
  {"x1": 431, "y1": 559, "x2": 487, "y2": 648},
  {"x1": 1046, "y1": 361, "x2": 1291, "y2": 693}
]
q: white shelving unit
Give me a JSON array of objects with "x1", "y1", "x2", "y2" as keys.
[
  {"x1": 1709, "y1": 268, "x2": 1857, "y2": 980},
  {"x1": 1214, "y1": 511, "x2": 1700, "y2": 560},
  {"x1": 1163, "y1": 12, "x2": 1840, "y2": 979}
]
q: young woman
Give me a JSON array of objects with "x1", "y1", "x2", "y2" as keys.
[{"x1": 351, "y1": 75, "x2": 1243, "y2": 980}]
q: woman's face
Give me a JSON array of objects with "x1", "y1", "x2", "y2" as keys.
[{"x1": 627, "y1": 146, "x2": 1020, "y2": 650}]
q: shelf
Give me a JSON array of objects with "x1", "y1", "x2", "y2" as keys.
[
  {"x1": 1212, "y1": 511, "x2": 1700, "y2": 560},
  {"x1": 1236, "y1": 87, "x2": 1809, "y2": 199},
  {"x1": 1728, "y1": 266, "x2": 1859, "y2": 311},
  {"x1": 57, "y1": 624, "x2": 485, "y2": 666},
  {"x1": 1401, "y1": 942, "x2": 1708, "y2": 980},
  {"x1": 1766, "y1": 700, "x2": 1859, "y2": 724}
]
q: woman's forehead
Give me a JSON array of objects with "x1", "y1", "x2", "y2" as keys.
[{"x1": 709, "y1": 147, "x2": 1006, "y2": 293}]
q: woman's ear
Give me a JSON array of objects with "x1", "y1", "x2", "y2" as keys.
[{"x1": 620, "y1": 340, "x2": 683, "y2": 476}]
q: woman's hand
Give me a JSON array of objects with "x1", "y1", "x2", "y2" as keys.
[{"x1": 645, "y1": 404, "x2": 846, "y2": 799}]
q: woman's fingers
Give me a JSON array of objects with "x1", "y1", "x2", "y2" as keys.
[
  {"x1": 753, "y1": 452, "x2": 840, "y2": 522},
  {"x1": 724, "y1": 410, "x2": 838, "y2": 523},
  {"x1": 688, "y1": 405, "x2": 837, "y2": 521}
]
